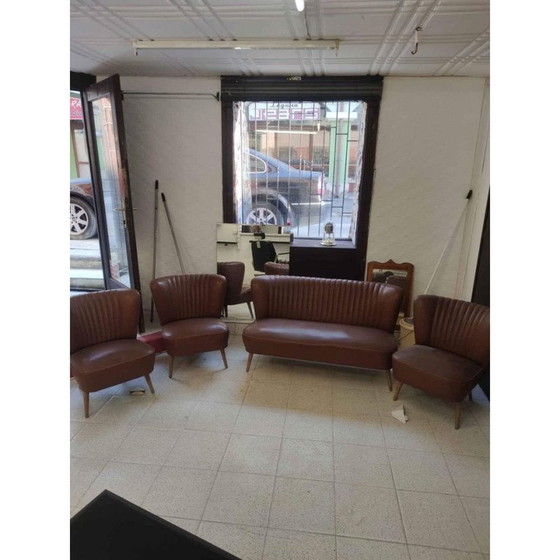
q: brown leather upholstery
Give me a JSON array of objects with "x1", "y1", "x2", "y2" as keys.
[
  {"x1": 264, "y1": 262, "x2": 290, "y2": 275},
  {"x1": 242, "y1": 275, "x2": 403, "y2": 388},
  {"x1": 150, "y1": 274, "x2": 229, "y2": 377},
  {"x1": 392, "y1": 294, "x2": 490, "y2": 428},
  {"x1": 70, "y1": 289, "x2": 156, "y2": 418},
  {"x1": 217, "y1": 262, "x2": 254, "y2": 319}
]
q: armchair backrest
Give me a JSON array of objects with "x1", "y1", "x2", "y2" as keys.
[
  {"x1": 413, "y1": 295, "x2": 490, "y2": 367},
  {"x1": 150, "y1": 274, "x2": 226, "y2": 325},
  {"x1": 250, "y1": 240, "x2": 277, "y2": 272},
  {"x1": 70, "y1": 289, "x2": 140, "y2": 354},
  {"x1": 217, "y1": 262, "x2": 245, "y2": 305}
]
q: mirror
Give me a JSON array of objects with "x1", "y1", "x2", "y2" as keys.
[
  {"x1": 216, "y1": 223, "x2": 291, "y2": 323},
  {"x1": 365, "y1": 260, "x2": 414, "y2": 317}
]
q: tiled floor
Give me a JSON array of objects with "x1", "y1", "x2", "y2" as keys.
[{"x1": 70, "y1": 332, "x2": 490, "y2": 560}]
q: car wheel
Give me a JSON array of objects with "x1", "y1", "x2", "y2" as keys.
[
  {"x1": 246, "y1": 203, "x2": 286, "y2": 226},
  {"x1": 70, "y1": 196, "x2": 98, "y2": 240}
]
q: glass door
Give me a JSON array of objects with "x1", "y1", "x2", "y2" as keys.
[{"x1": 83, "y1": 74, "x2": 143, "y2": 327}]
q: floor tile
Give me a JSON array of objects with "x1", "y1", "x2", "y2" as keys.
[
  {"x1": 76, "y1": 461, "x2": 161, "y2": 510},
  {"x1": 233, "y1": 405, "x2": 286, "y2": 437},
  {"x1": 264, "y1": 529, "x2": 336, "y2": 560},
  {"x1": 332, "y1": 413, "x2": 385, "y2": 447},
  {"x1": 243, "y1": 381, "x2": 290, "y2": 408},
  {"x1": 112, "y1": 426, "x2": 181, "y2": 465},
  {"x1": 331, "y1": 370, "x2": 380, "y2": 390},
  {"x1": 197, "y1": 522, "x2": 266, "y2": 560},
  {"x1": 220, "y1": 434, "x2": 281, "y2": 475},
  {"x1": 184, "y1": 402, "x2": 241, "y2": 432},
  {"x1": 164, "y1": 430, "x2": 230, "y2": 470},
  {"x1": 269, "y1": 477, "x2": 335, "y2": 534},
  {"x1": 70, "y1": 422, "x2": 133, "y2": 460},
  {"x1": 142, "y1": 466, "x2": 216, "y2": 519},
  {"x1": 70, "y1": 390, "x2": 112, "y2": 420},
  {"x1": 461, "y1": 497, "x2": 490, "y2": 553},
  {"x1": 288, "y1": 384, "x2": 332, "y2": 413},
  {"x1": 381, "y1": 418, "x2": 440, "y2": 452},
  {"x1": 203, "y1": 471, "x2": 275, "y2": 527},
  {"x1": 444, "y1": 454, "x2": 489, "y2": 498},
  {"x1": 283, "y1": 409, "x2": 333, "y2": 441},
  {"x1": 398, "y1": 490, "x2": 479, "y2": 552},
  {"x1": 431, "y1": 424, "x2": 490, "y2": 457},
  {"x1": 333, "y1": 387, "x2": 379, "y2": 415},
  {"x1": 389, "y1": 448, "x2": 456, "y2": 494},
  {"x1": 335, "y1": 483, "x2": 405, "y2": 542},
  {"x1": 200, "y1": 378, "x2": 249, "y2": 405},
  {"x1": 290, "y1": 363, "x2": 334, "y2": 387},
  {"x1": 70, "y1": 421, "x2": 85, "y2": 439},
  {"x1": 334, "y1": 443, "x2": 393, "y2": 488},
  {"x1": 336, "y1": 536, "x2": 410, "y2": 560},
  {"x1": 277, "y1": 438, "x2": 334, "y2": 481},
  {"x1": 70, "y1": 457, "x2": 108, "y2": 507},
  {"x1": 464, "y1": 401, "x2": 490, "y2": 427},
  {"x1": 86, "y1": 395, "x2": 155, "y2": 424},
  {"x1": 251, "y1": 359, "x2": 294, "y2": 385},
  {"x1": 136, "y1": 396, "x2": 198, "y2": 429},
  {"x1": 408, "y1": 545, "x2": 485, "y2": 559}
]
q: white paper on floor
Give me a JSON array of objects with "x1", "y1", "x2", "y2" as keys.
[{"x1": 391, "y1": 404, "x2": 408, "y2": 423}]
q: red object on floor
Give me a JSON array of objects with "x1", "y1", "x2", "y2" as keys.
[{"x1": 138, "y1": 331, "x2": 166, "y2": 354}]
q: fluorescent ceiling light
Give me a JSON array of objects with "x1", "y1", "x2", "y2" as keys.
[
  {"x1": 295, "y1": 0, "x2": 305, "y2": 12},
  {"x1": 133, "y1": 39, "x2": 338, "y2": 51}
]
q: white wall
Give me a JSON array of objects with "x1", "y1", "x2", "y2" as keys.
[
  {"x1": 119, "y1": 77, "x2": 222, "y2": 311},
  {"x1": 117, "y1": 76, "x2": 489, "y2": 314},
  {"x1": 367, "y1": 77, "x2": 488, "y2": 304}
]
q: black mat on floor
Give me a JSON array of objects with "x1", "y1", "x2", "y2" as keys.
[{"x1": 70, "y1": 490, "x2": 241, "y2": 560}]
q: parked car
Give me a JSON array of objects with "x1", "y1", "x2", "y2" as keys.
[
  {"x1": 70, "y1": 178, "x2": 98, "y2": 239},
  {"x1": 246, "y1": 149, "x2": 325, "y2": 226}
]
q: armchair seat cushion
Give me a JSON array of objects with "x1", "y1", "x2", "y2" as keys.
[
  {"x1": 243, "y1": 318, "x2": 398, "y2": 370},
  {"x1": 392, "y1": 345, "x2": 485, "y2": 402},
  {"x1": 162, "y1": 318, "x2": 229, "y2": 357},
  {"x1": 71, "y1": 339, "x2": 155, "y2": 393}
]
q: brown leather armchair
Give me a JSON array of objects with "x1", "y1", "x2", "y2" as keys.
[
  {"x1": 150, "y1": 274, "x2": 229, "y2": 377},
  {"x1": 217, "y1": 262, "x2": 254, "y2": 319},
  {"x1": 264, "y1": 261, "x2": 290, "y2": 275},
  {"x1": 70, "y1": 289, "x2": 156, "y2": 418},
  {"x1": 392, "y1": 295, "x2": 490, "y2": 428}
]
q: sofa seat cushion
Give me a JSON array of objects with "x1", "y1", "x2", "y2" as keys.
[
  {"x1": 162, "y1": 318, "x2": 229, "y2": 357},
  {"x1": 243, "y1": 318, "x2": 397, "y2": 370},
  {"x1": 71, "y1": 339, "x2": 155, "y2": 393},
  {"x1": 392, "y1": 345, "x2": 485, "y2": 402}
]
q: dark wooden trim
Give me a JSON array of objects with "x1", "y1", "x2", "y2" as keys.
[
  {"x1": 221, "y1": 100, "x2": 236, "y2": 222},
  {"x1": 70, "y1": 71, "x2": 96, "y2": 92}
]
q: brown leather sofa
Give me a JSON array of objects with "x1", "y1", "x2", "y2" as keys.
[
  {"x1": 70, "y1": 289, "x2": 156, "y2": 418},
  {"x1": 242, "y1": 275, "x2": 403, "y2": 389},
  {"x1": 392, "y1": 295, "x2": 490, "y2": 428},
  {"x1": 150, "y1": 274, "x2": 229, "y2": 377}
]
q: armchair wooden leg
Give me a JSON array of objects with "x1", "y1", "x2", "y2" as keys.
[
  {"x1": 246, "y1": 353, "x2": 254, "y2": 372},
  {"x1": 220, "y1": 349, "x2": 228, "y2": 369},
  {"x1": 145, "y1": 375, "x2": 155, "y2": 394},
  {"x1": 224, "y1": 306, "x2": 228, "y2": 318},
  {"x1": 247, "y1": 302, "x2": 254, "y2": 319},
  {"x1": 168, "y1": 355, "x2": 175, "y2": 378},
  {"x1": 81, "y1": 391, "x2": 90, "y2": 419},
  {"x1": 393, "y1": 381, "x2": 404, "y2": 401},
  {"x1": 385, "y1": 369, "x2": 393, "y2": 391},
  {"x1": 468, "y1": 390, "x2": 473, "y2": 402},
  {"x1": 454, "y1": 403, "x2": 462, "y2": 429}
]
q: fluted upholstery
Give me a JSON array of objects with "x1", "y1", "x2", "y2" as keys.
[
  {"x1": 264, "y1": 262, "x2": 290, "y2": 275},
  {"x1": 150, "y1": 274, "x2": 229, "y2": 377},
  {"x1": 217, "y1": 262, "x2": 253, "y2": 319},
  {"x1": 392, "y1": 295, "x2": 490, "y2": 428},
  {"x1": 243, "y1": 275, "x2": 403, "y2": 388},
  {"x1": 70, "y1": 289, "x2": 156, "y2": 418}
]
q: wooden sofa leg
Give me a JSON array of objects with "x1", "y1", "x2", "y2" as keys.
[
  {"x1": 82, "y1": 391, "x2": 90, "y2": 418},
  {"x1": 468, "y1": 390, "x2": 473, "y2": 401},
  {"x1": 393, "y1": 381, "x2": 403, "y2": 401},
  {"x1": 247, "y1": 302, "x2": 254, "y2": 319},
  {"x1": 145, "y1": 375, "x2": 155, "y2": 394},
  {"x1": 454, "y1": 403, "x2": 462, "y2": 429},
  {"x1": 168, "y1": 355, "x2": 174, "y2": 378},
  {"x1": 246, "y1": 353, "x2": 254, "y2": 372},
  {"x1": 220, "y1": 349, "x2": 229, "y2": 369},
  {"x1": 385, "y1": 370, "x2": 393, "y2": 391}
]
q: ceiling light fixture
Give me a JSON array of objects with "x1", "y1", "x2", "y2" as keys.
[
  {"x1": 133, "y1": 39, "x2": 338, "y2": 52},
  {"x1": 295, "y1": 0, "x2": 305, "y2": 12}
]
